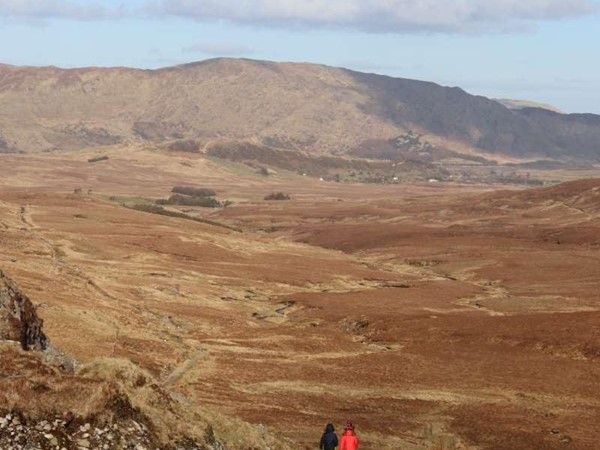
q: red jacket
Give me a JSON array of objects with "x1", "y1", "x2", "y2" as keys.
[{"x1": 339, "y1": 430, "x2": 359, "y2": 450}]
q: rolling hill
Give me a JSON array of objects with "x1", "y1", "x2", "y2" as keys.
[{"x1": 0, "y1": 58, "x2": 599, "y2": 161}]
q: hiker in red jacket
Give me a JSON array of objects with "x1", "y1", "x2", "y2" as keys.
[{"x1": 339, "y1": 421, "x2": 359, "y2": 450}]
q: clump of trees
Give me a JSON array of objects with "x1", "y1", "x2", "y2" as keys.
[
  {"x1": 166, "y1": 140, "x2": 200, "y2": 153},
  {"x1": 157, "y1": 194, "x2": 223, "y2": 208},
  {"x1": 155, "y1": 186, "x2": 230, "y2": 208},
  {"x1": 171, "y1": 186, "x2": 217, "y2": 197},
  {"x1": 264, "y1": 192, "x2": 291, "y2": 201},
  {"x1": 88, "y1": 155, "x2": 109, "y2": 163}
]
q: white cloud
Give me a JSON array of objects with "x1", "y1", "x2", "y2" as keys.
[
  {"x1": 0, "y1": 0, "x2": 115, "y2": 21},
  {"x1": 182, "y1": 42, "x2": 253, "y2": 56},
  {"x1": 0, "y1": 0, "x2": 597, "y2": 33},
  {"x1": 145, "y1": 0, "x2": 598, "y2": 34}
]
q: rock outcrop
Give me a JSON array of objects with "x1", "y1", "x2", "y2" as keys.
[{"x1": 0, "y1": 269, "x2": 48, "y2": 351}]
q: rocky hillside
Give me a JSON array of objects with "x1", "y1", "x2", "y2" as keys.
[
  {"x1": 0, "y1": 269, "x2": 48, "y2": 351},
  {"x1": 0, "y1": 270, "x2": 295, "y2": 450},
  {"x1": 0, "y1": 58, "x2": 599, "y2": 161}
]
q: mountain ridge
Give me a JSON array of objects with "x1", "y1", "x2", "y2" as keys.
[{"x1": 0, "y1": 57, "x2": 598, "y2": 161}]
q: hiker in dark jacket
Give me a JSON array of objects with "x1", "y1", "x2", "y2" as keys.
[{"x1": 320, "y1": 423, "x2": 339, "y2": 450}]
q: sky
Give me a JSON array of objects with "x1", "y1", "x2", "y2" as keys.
[{"x1": 0, "y1": 0, "x2": 599, "y2": 113}]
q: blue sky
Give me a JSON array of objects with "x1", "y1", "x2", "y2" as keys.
[{"x1": 0, "y1": 0, "x2": 599, "y2": 113}]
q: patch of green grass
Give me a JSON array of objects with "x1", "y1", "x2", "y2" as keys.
[
  {"x1": 126, "y1": 204, "x2": 242, "y2": 232},
  {"x1": 103, "y1": 195, "x2": 156, "y2": 207},
  {"x1": 206, "y1": 156, "x2": 258, "y2": 176}
]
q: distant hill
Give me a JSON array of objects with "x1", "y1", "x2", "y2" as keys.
[{"x1": 0, "y1": 58, "x2": 598, "y2": 161}]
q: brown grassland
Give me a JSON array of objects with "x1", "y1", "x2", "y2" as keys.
[{"x1": 0, "y1": 146, "x2": 599, "y2": 449}]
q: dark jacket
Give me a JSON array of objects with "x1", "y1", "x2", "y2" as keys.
[{"x1": 320, "y1": 424, "x2": 339, "y2": 450}]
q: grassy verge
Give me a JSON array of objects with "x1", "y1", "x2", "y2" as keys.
[{"x1": 126, "y1": 204, "x2": 242, "y2": 233}]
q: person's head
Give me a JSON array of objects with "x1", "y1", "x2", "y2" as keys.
[
  {"x1": 344, "y1": 421, "x2": 354, "y2": 433},
  {"x1": 325, "y1": 423, "x2": 335, "y2": 433}
]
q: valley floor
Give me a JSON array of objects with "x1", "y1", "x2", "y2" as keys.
[{"x1": 1, "y1": 148, "x2": 599, "y2": 449}]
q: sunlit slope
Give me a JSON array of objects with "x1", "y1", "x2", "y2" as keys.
[{"x1": 1, "y1": 58, "x2": 599, "y2": 160}]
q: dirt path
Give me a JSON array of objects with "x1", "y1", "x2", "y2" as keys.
[
  {"x1": 162, "y1": 348, "x2": 207, "y2": 387},
  {"x1": 19, "y1": 205, "x2": 62, "y2": 275}
]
